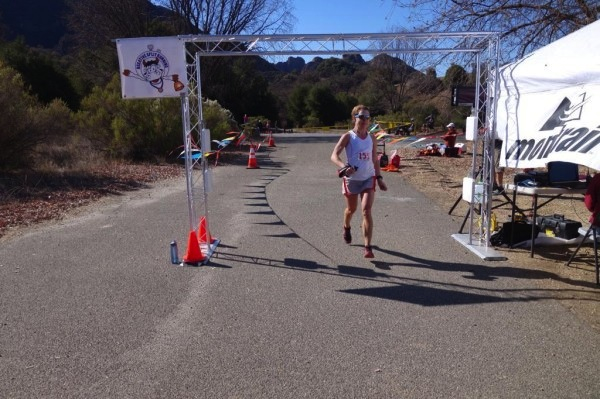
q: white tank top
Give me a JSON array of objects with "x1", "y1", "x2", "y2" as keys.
[{"x1": 344, "y1": 131, "x2": 375, "y2": 181}]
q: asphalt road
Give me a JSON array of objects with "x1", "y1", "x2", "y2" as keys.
[{"x1": 1, "y1": 133, "x2": 599, "y2": 398}]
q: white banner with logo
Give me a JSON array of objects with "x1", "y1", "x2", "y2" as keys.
[
  {"x1": 497, "y1": 84, "x2": 600, "y2": 171},
  {"x1": 495, "y1": 20, "x2": 600, "y2": 172},
  {"x1": 116, "y1": 37, "x2": 187, "y2": 99}
]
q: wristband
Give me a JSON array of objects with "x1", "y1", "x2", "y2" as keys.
[{"x1": 376, "y1": 175, "x2": 383, "y2": 180}]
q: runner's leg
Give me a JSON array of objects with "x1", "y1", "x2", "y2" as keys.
[
  {"x1": 360, "y1": 189, "x2": 375, "y2": 246},
  {"x1": 344, "y1": 194, "x2": 358, "y2": 229}
]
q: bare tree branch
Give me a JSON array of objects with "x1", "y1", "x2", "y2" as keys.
[
  {"x1": 157, "y1": 0, "x2": 295, "y2": 35},
  {"x1": 66, "y1": 0, "x2": 177, "y2": 85},
  {"x1": 392, "y1": 0, "x2": 599, "y2": 61}
]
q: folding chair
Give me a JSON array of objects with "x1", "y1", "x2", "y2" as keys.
[{"x1": 565, "y1": 224, "x2": 599, "y2": 285}]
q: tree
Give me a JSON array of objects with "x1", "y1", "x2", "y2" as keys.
[
  {"x1": 443, "y1": 64, "x2": 470, "y2": 89},
  {"x1": 287, "y1": 84, "x2": 310, "y2": 127},
  {"x1": 411, "y1": 67, "x2": 442, "y2": 95},
  {"x1": 0, "y1": 39, "x2": 81, "y2": 110},
  {"x1": 315, "y1": 58, "x2": 358, "y2": 95},
  {"x1": 0, "y1": 61, "x2": 73, "y2": 169},
  {"x1": 362, "y1": 54, "x2": 417, "y2": 113},
  {"x1": 154, "y1": 0, "x2": 293, "y2": 125},
  {"x1": 316, "y1": 58, "x2": 357, "y2": 79},
  {"x1": 393, "y1": 0, "x2": 599, "y2": 60},
  {"x1": 385, "y1": 26, "x2": 437, "y2": 77},
  {"x1": 157, "y1": 0, "x2": 294, "y2": 35},
  {"x1": 66, "y1": 0, "x2": 176, "y2": 87},
  {"x1": 335, "y1": 92, "x2": 358, "y2": 123},
  {"x1": 209, "y1": 56, "x2": 278, "y2": 123},
  {"x1": 306, "y1": 85, "x2": 344, "y2": 127}
]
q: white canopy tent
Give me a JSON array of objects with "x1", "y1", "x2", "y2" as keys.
[{"x1": 495, "y1": 20, "x2": 600, "y2": 171}]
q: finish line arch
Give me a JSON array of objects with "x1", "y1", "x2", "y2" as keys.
[{"x1": 119, "y1": 32, "x2": 503, "y2": 262}]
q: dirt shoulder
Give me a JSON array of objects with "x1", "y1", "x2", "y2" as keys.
[
  {"x1": 392, "y1": 145, "x2": 599, "y2": 331},
  {"x1": 0, "y1": 163, "x2": 184, "y2": 241}
]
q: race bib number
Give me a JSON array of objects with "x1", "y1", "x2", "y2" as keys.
[{"x1": 358, "y1": 152, "x2": 371, "y2": 161}]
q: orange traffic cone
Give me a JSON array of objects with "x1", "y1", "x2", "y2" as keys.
[
  {"x1": 268, "y1": 133, "x2": 276, "y2": 147},
  {"x1": 198, "y1": 216, "x2": 215, "y2": 244},
  {"x1": 382, "y1": 164, "x2": 399, "y2": 172},
  {"x1": 183, "y1": 230, "x2": 205, "y2": 264},
  {"x1": 247, "y1": 145, "x2": 260, "y2": 169},
  {"x1": 382, "y1": 152, "x2": 401, "y2": 172}
]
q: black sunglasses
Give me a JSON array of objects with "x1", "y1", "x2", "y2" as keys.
[{"x1": 355, "y1": 114, "x2": 371, "y2": 120}]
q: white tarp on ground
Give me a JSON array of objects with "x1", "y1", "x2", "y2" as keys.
[{"x1": 496, "y1": 20, "x2": 600, "y2": 171}]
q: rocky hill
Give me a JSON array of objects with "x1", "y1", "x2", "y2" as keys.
[{"x1": 0, "y1": 0, "x2": 68, "y2": 49}]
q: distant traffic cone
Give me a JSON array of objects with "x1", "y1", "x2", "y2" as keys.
[
  {"x1": 382, "y1": 164, "x2": 399, "y2": 172},
  {"x1": 183, "y1": 230, "x2": 205, "y2": 264},
  {"x1": 382, "y1": 151, "x2": 401, "y2": 172},
  {"x1": 268, "y1": 133, "x2": 276, "y2": 147},
  {"x1": 198, "y1": 216, "x2": 215, "y2": 244},
  {"x1": 247, "y1": 145, "x2": 260, "y2": 169},
  {"x1": 390, "y1": 153, "x2": 401, "y2": 168}
]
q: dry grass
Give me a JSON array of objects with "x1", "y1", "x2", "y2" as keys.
[{"x1": 394, "y1": 145, "x2": 599, "y2": 331}]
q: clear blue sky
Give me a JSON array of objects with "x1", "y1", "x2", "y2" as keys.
[{"x1": 289, "y1": 0, "x2": 409, "y2": 34}]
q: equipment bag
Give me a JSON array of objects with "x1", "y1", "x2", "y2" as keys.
[
  {"x1": 379, "y1": 153, "x2": 389, "y2": 167},
  {"x1": 490, "y1": 221, "x2": 539, "y2": 247},
  {"x1": 514, "y1": 171, "x2": 549, "y2": 187},
  {"x1": 535, "y1": 214, "x2": 582, "y2": 239}
]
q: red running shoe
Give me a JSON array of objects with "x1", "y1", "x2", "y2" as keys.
[
  {"x1": 343, "y1": 226, "x2": 352, "y2": 244},
  {"x1": 364, "y1": 246, "x2": 374, "y2": 258}
]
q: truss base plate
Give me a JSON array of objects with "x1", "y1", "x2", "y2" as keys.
[
  {"x1": 175, "y1": 239, "x2": 221, "y2": 267},
  {"x1": 452, "y1": 234, "x2": 507, "y2": 261}
]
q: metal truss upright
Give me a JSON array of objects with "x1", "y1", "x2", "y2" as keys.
[
  {"x1": 179, "y1": 32, "x2": 501, "y2": 254},
  {"x1": 465, "y1": 35, "x2": 501, "y2": 246},
  {"x1": 179, "y1": 52, "x2": 206, "y2": 234}
]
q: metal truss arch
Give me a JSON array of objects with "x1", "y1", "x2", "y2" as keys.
[
  {"x1": 179, "y1": 31, "x2": 498, "y2": 57},
  {"x1": 180, "y1": 31, "x2": 501, "y2": 254}
]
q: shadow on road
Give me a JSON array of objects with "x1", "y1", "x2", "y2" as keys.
[{"x1": 210, "y1": 248, "x2": 600, "y2": 307}]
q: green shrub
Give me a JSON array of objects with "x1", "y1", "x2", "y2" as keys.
[
  {"x1": 201, "y1": 98, "x2": 238, "y2": 142},
  {"x1": 0, "y1": 61, "x2": 74, "y2": 170},
  {"x1": 76, "y1": 74, "x2": 182, "y2": 161},
  {"x1": 76, "y1": 74, "x2": 237, "y2": 161},
  {"x1": 31, "y1": 99, "x2": 76, "y2": 164}
]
